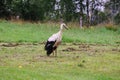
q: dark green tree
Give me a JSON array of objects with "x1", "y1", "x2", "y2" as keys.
[
  {"x1": 60, "y1": 0, "x2": 76, "y2": 22},
  {"x1": 105, "y1": 0, "x2": 120, "y2": 24},
  {"x1": 0, "y1": 0, "x2": 13, "y2": 20},
  {"x1": 41, "y1": 0, "x2": 56, "y2": 20}
]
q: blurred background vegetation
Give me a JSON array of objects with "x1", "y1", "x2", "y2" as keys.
[{"x1": 0, "y1": 0, "x2": 120, "y2": 27}]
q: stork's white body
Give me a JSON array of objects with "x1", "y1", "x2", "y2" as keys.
[
  {"x1": 48, "y1": 30, "x2": 62, "y2": 45},
  {"x1": 48, "y1": 31, "x2": 62, "y2": 42}
]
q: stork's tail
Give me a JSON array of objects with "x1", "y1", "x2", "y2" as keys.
[
  {"x1": 46, "y1": 46, "x2": 57, "y2": 56},
  {"x1": 44, "y1": 41, "x2": 56, "y2": 56},
  {"x1": 47, "y1": 50, "x2": 53, "y2": 56}
]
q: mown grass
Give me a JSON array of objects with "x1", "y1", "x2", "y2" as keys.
[
  {"x1": 0, "y1": 43, "x2": 120, "y2": 80},
  {"x1": 0, "y1": 20, "x2": 120, "y2": 44}
]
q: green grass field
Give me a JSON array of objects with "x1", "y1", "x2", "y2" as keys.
[
  {"x1": 0, "y1": 20, "x2": 120, "y2": 80},
  {"x1": 0, "y1": 20, "x2": 120, "y2": 44}
]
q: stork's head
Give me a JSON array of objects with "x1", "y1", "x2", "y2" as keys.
[{"x1": 60, "y1": 23, "x2": 68, "y2": 30}]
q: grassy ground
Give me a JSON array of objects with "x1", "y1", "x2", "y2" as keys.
[
  {"x1": 0, "y1": 20, "x2": 120, "y2": 80},
  {"x1": 0, "y1": 43, "x2": 120, "y2": 80},
  {"x1": 0, "y1": 20, "x2": 120, "y2": 44}
]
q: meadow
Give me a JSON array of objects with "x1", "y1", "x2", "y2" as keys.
[
  {"x1": 0, "y1": 20, "x2": 120, "y2": 80},
  {"x1": 0, "y1": 20, "x2": 120, "y2": 44}
]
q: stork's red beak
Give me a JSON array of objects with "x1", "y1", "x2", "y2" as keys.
[{"x1": 64, "y1": 25, "x2": 68, "y2": 30}]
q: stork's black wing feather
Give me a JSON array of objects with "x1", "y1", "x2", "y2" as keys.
[{"x1": 45, "y1": 41, "x2": 57, "y2": 56}]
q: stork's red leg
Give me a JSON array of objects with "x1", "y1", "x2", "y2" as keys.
[
  {"x1": 55, "y1": 49, "x2": 57, "y2": 56},
  {"x1": 53, "y1": 51, "x2": 54, "y2": 56}
]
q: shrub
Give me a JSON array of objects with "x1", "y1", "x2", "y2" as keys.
[{"x1": 105, "y1": 23, "x2": 118, "y2": 31}]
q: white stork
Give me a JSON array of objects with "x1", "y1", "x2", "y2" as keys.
[{"x1": 45, "y1": 23, "x2": 68, "y2": 56}]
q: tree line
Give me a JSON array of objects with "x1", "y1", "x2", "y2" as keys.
[{"x1": 0, "y1": 0, "x2": 120, "y2": 27}]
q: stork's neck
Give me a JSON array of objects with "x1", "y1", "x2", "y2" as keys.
[
  {"x1": 59, "y1": 28, "x2": 63, "y2": 34},
  {"x1": 59, "y1": 23, "x2": 65, "y2": 34},
  {"x1": 60, "y1": 26, "x2": 64, "y2": 32}
]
